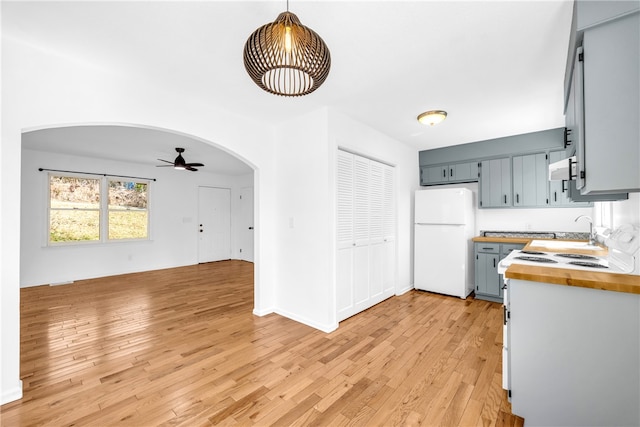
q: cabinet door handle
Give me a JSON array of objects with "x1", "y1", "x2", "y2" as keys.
[
  {"x1": 554, "y1": 192, "x2": 557, "y2": 202},
  {"x1": 504, "y1": 195, "x2": 507, "y2": 204},
  {"x1": 443, "y1": 169, "x2": 446, "y2": 178},
  {"x1": 516, "y1": 194, "x2": 519, "y2": 203},
  {"x1": 493, "y1": 258, "x2": 496, "y2": 268},
  {"x1": 482, "y1": 247, "x2": 493, "y2": 250},
  {"x1": 450, "y1": 168, "x2": 453, "y2": 178}
]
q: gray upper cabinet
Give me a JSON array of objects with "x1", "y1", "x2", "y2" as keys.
[
  {"x1": 548, "y1": 150, "x2": 570, "y2": 205},
  {"x1": 422, "y1": 165, "x2": 448, "y2": 184},
  {"x1": 549, "y1": 150, "x2": 600, "y2": 205},
  {"x1": 567, "y1": 4, "x2": 639, "y2": 194},
  {"x1": 420, "y1": 161, "x2": 478, "y2": 186},
  {"x1": 512, "y1": 153, "x2": 548, "y2": 207},
  {"x1": 480, "y1": 158, "x2": 511, "y2": 208},
  {"x1": 450, "y1": 162, "x2": 479, "y2": 182}
]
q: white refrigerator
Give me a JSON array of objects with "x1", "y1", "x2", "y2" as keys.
[{"x1": 414, "y1": 187, "x2": 475, "y2": 298}]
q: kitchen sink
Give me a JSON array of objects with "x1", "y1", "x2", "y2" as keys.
[{"x1": 529, "y1": 239, "x2": 602, "y2": 251}]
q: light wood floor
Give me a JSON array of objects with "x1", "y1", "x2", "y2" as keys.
[{"x1": 1, "y1": 260, "x2": 524, "y2": 426}]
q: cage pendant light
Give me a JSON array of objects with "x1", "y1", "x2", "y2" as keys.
[{"x1": 243, "y1": 6, "x2": 331, "y2": 96}]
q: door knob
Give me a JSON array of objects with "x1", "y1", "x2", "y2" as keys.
[{"x1": 248, "y1": 227, "x2": 254, "y2": 230}]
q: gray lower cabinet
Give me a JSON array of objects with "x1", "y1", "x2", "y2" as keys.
[
  {"x1": 475, "y1": 242, "x2": 524, "y2": 302},
  {"x1": 512, "y1": 153, "x2": 548, "y2": 207},
  {"x1": 420, "y1": 161, "x2": 478, "y2": 186},
  {"x1": 479, "y1": 158, "x2": 511, "y2": 207}
]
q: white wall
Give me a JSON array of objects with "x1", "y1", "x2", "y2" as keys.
[
  {"x1": 2, "y1": 35, "x2": 279, "y2": 404},
  {"x1": 611, "y1": 193, "x2": 640, "y2": 228},
  {"x1": 20, "y1": 148, "x2": 252, "y2": 287},
  {"x1": 273, "y1": 108, "x2": 334, "y2": 331}
]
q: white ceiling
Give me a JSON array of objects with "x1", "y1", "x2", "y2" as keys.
[
  {"x1": 6, "y1": 1, "x2": 573, "y2": 173},
  {"x1": 21, "y1": 125, "x2": 253, "y2": 176}
]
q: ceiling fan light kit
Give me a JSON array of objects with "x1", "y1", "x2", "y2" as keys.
[
  {"x1": 243, "y1": 5, "x2": 331, "y2": 97},
  {"x1": 157, "y1": 148, "x2": 204, "y2": 172},
  {"x1": 417, "y1": 110, "x2": 448, "y2": 126}
]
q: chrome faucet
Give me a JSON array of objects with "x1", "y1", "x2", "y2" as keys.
[{"x1": 575, "y1": 215, "x2": 596, "y2": 244}]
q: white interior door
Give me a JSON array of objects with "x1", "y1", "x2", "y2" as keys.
[
  {"x1": 238, "y1": 186, "x2": 254, "y2": 262},
  {"x1": 198, "y1": 187, "x2": 231, "y2": 263}
]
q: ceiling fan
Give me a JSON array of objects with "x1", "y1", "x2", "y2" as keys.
[{"x1": 157, "y1": 147, "x2": 204, "y2": 171}]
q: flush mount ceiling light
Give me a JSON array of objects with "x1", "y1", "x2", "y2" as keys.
[
  {"x1": 417, "y1": 110, "x2": 448, "y2": 126},
  {"x1": 243, "y1": 2, "x2": 331, "y2": 97}
]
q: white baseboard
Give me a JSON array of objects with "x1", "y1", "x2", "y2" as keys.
[
  {"x1": 50, "y1": 280, "x2": 74, "y2": 286},
  {"x1": 1, "y1": 380, "x2": 23, "y2": 405},
  {"x1": 252, "y1": 307, "x2": 274, "y2": 317},
  {"x1": 396, "y1": 285, "x2": 414, "y2": 296},
  {"x1": 274, "y1": 308, "x2": 338, "y2": 333}
]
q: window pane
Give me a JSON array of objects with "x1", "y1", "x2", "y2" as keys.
[
  {"x1": 109, "y1": 181, "x2": 147, "y2": 210},
  {"x1": 108, "y1": 180, "x2": 148, "y2": 240},
  {"x1": 50, "y1": 209, "x2": 100, "y2": 242},
  {"x1": 50, "y1": 176, "x2": 100, "y2": 209},
  {"x1": 108, "y1": 210, "x2": 148, "y2": 239},
  {"x1": 49, "y1": 175, "x2": 101, "y2": 243}
]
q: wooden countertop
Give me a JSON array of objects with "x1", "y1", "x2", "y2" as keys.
[
  {"x1": 525, "y1": 241, "x2": 608, "y2": 257},
  {"x1": 505, "y1": 264, "x2": 640, "y2": 295},
  {"x1": 472, "y1": 236, "x2": 534, "y2": 244},
  {"x1": 472, "y1": 236, "x2": 601, "y2": 248},
  {"x1": 505, "y1": 242, "x2": 638, "y2": 295}
]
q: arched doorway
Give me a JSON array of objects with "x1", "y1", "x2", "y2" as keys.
[{"x1": 20, "y1": 122, "x2": 257, "y2": 296}]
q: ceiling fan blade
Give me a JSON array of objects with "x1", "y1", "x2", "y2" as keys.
[
  {"x1": 185, "y1": 163, "x2": 204, "y2": 167},
  {"x1": 156, "y1": 165, "x2": 175, "y2": 167},
  {"x1": 186, "y1": 166, "x2": 198, "y2": 172},
  {"x1": 157, "y1": 159, "x2": 174, "y2": 164}
]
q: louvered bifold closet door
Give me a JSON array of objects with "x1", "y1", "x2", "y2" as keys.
[
  {"x1": 336, "y1": 149, "x2": 397, "y2": 322},
  {"x1": 352, "y1": 155, "x2": 371, "y2": 308},
  {"x1": 368, "y1": 160, "x2": 385, "y2": 299},
  {"x1": 336, "y1": 151, "x2": 354, "y2": 250},
  {"x1": 382, "y1": 164, "x2": 396, "y2": 293},
  {"x1": 337, "y1": 151, "x2": 355, "y2": 318}
]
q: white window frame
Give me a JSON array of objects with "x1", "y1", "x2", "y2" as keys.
[
  {"x1": 594, "y1": 201, "x2": 614, "y2": 229},
  {"x1": 106, "y1": 178, "x2": 150, "y2": 242},
  {"x1": 47, "y1": 172, "x2": 151, "y2": 246}
]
